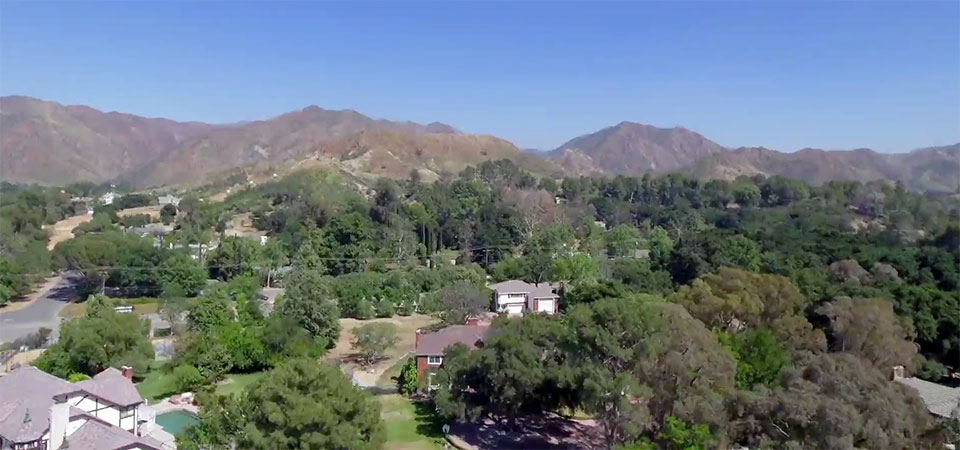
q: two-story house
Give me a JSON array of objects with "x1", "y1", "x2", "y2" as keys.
[
  {"x1": 487, "y1": 280, "x2": 560, "y2": 315},
  {"x1": 414, "y1": 325, "x2": 490, "y2": 387},
  {"x1": 0, "y1": 366, "x2": 162, "y2": 450}
]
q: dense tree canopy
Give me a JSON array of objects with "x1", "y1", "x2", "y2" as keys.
[
  {"x1": 36, "y1": 296, "x2": 155, "y2": 377},
  {"x1": 178, "y1": 358, "x2": 385, "y2": 450}
]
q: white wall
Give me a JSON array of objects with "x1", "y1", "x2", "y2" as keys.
[
  {"x1": 495, "y1": 292, "x2": 527, "y2": 308},
  {"x1": 68, "y1": 393, "x2": 138, "y2": 431}
]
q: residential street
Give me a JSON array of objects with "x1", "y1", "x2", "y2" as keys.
[{"x1": 0, "y1": 272, "x2": 81, "y2": 344}]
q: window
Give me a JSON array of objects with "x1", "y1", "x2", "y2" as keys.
[
  {"x1": 507, "y1": 293, "x2": 525, "y2": 299},
  {"x1": 427, "y1": 355, "x2": 443, "y2": 365},
  {"x1": 120, "y1": 407, "x2": 134, "y2": 419},
  {"x1": 427, "y1": 373, "x2": 439, "y2": 390}
]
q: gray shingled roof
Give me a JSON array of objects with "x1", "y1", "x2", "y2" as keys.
[
  {"x1": 72, "y1": 368, "x2": 144, "y2": 407},
  {"x1": 895, "y1": 376, "x2": 960, "y2": 418},
  {"x1": 416, "y1": 325, "x2": 490, "y2": 356},
  {"x1": 0, "y1": 366, "x2": 74, "y2": 442},
  {"x1": 487, "y1": 280, "x2": 558, "y2": 298},
  {"x1": 0, "y1": 366, "x2": 146, "y2": 444},
  {"x1": 65, "y1": 417, "x2": 163, "y2": 450}
]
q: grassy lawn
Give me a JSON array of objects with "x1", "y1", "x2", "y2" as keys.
[
  {"x1": 215, "y1": 372, "x2": 266, "y2": 397},
  {"x1": 136, "y1": 363, "x2": 178, "y2": 404},
  {"x1": 139, "y1": 369, "x2": 268, "y2": 403},
  {"x1": 377, "y1": 394, "x2": 446, "y2": 450},
  {"x1": 59, "y1": 301, "x2": 159, "y2": 319}
]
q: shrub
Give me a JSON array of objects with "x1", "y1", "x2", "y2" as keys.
[{"x1": 174, "y1": 364, "x2": 206, "y2": 392}]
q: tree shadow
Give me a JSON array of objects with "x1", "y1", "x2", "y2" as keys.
[{"x1": 412, "y1": 400, "x2": 445, "y2": 439}]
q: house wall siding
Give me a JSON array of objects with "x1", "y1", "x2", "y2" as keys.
[
  {"x1": 68, "y1": 394, "x2": 137, "y2": 431},
  {"x1": 416, "y1": 356, "x2": 429, "y2": 379}
]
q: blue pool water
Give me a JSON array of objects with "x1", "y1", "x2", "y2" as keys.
[{"x1": 155, "y1": 410, "x2": 199, "y2": 435}]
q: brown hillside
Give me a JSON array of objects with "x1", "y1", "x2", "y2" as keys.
[
  {"x1": 0, "y1": 96, "x2": 210, "y2": 184},
  {"x1": 548, "y1": 122, "x2": 726, "y2": 175}
]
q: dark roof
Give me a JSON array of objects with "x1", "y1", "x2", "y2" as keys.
[
  {"x1": 65, "y1": 417, "x2": 163, "y2": 450},
  {"x1": 72, "y1": 368, "x2": 144, "y2": 407},
  {"x1": 416, "y1": 325, "x2": 490, "y2": 356},
  {"x1": 0, "y1": 366, "x2": 75, "y2": 442}
]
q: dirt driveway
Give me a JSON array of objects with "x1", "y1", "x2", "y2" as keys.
[{"x1": 327, "y1": 314, "x2": 437, "y2": 388}]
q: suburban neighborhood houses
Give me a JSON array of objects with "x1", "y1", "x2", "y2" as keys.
[
  {"x1": 0, "y1": 366, "x2": 166, "y2": 450},
  {"x1": 1, "y1": 154, "x2": 958, "y2": 450},
  {"x1": 411, "y1": 279, "x2": 564, "y2": 386}
]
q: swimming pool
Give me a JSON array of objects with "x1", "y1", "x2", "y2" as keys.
[{"x1": 155, "y1": 410, "x2": 199, "y2": 435}]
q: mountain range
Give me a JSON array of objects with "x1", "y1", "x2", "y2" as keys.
[{"x1": 1, "y1": 96, "x2": 957, "y2": 193}]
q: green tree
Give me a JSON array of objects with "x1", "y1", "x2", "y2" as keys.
[
  {"x1": 178, "y1": 358, "x2": 385, "y2": 450},
  {"x1": 490, "y1": 256, "x2": 532, "y2": 282},
  {"x1": 606, "y1": 225, "x2": 641, "y2": 258},
  {"x1": 159, "y1": 252, "x2": 207, "y2": 296},
  {"x1": 318, "y1": 212, "x2": 376, "y2": 275},
  {"x1": 174, "y1": 364, "x2": 205, "y2": 391},
  {"x1": 437, "y1": 281, "x2": 489, "y2": 325},
  {"x1": 159, "y1": 290, "x2": 188, "y2": 334},
  {"x1": 670, "y1": 268, "x2": 826, "y2": 352},
  {"x1": 732, "y1": 181, "x2": 760, "y2": 207},
  {"x1": 646, "y1": 226, "x2": 674, "y2": 266},
  {"x1": 719, "y1": 328, "x2": 788, "y2": 390},
  {"x1": 66, "y1": 373, "x2": 91, "y2": 383},
  {"x1": 160, "y1": 203, "x2": 177, "y2": 224},
  {"x1": 707, "y1": 235, "x2": 761, "y2": 272},
  {"x1": 659, "y1": 416, "x2": 714, "y2": 450},
  {"x1": 526, "y1": 224, "x2": 576, "y2": 282},
  {"x1": 207, "y1": 236, "x2": 262, "y2": 281},
  {"x1": 278, "y1": 269, "x2": 340, "y2": 346},
  {"x1": 816, "y1": 297, "x2": 918, "y2": 370},
  {"x1": 396, "y1": 357, "x2": 420, "y2": 395},
  {"x1": 550, "y1": 253, "x2": 600, "y2": 286},
  {"x1": 351, "y1": 322, "x2": 399, "y2": 367},
  {"x1": 566, "y1": 298, "x2": 736, "y2": 444},
  {"x1": 731, "y1": 353, "x2": 934, "y2": 449},
  {"x1": 434, "y1": 314, "x2": 574, "y2": 426},
  {"x1": 36, "y1": 295, "x2": 154, "y2": 377},
  {"x1": 187, "y1": 294, "x2": 233, "y2": 332}
]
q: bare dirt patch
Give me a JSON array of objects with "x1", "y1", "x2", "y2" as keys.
[
  {"x1": 45, "y1": 214, "x2": 93, "y2": 250},
  {"x1": 1, "y1": 349, "x2": 45, "y2": 372},
  {"x1": 117, "y1": 205, "x2": 163, "y2": 219},
  {"x1": 327, "y1": 314, "x2": 437, "y2": 387}
]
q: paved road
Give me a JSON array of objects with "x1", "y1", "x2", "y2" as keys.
[{"x1": 0, "y1": 272, "x2": 81, "y2": 344}]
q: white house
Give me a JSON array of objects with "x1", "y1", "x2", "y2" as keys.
[
  {"x1": 99, "y1": 192, "x2": 118, "y2": 206},
  {"x1": 0, "y1": 366, "x2": 162, "y2": 450},
  {"x1": 487, "y1": 280, "x2": 560, "y2": 315},
  {"x1": 158, "y1": 195, "x2": 180, "y2": 207}
]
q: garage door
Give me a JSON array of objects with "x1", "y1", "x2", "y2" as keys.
[
  {"x1": 505, "y1": 303, "x2": 524, "y2": 315},
  {"x1": 537, "y1": 299, "x2": 555, "y2": 314}
]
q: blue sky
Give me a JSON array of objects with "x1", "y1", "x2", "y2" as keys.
[{"x1": 2, "y1": 1, "x2": 958, "y2": 152}]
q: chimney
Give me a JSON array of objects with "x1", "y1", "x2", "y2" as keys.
[
  {"x1": 415, "y1": 329, "x2": 421, "y2": 348},
  {"x1": 892, "y1": 365, "x2": 905, "y2": 380},
  {"x1": 121, "y1": 366, "x2": 133, "y2": 380},
  {"x1": 49, "y1": 398, "x2": 70, "y2": 449}
]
